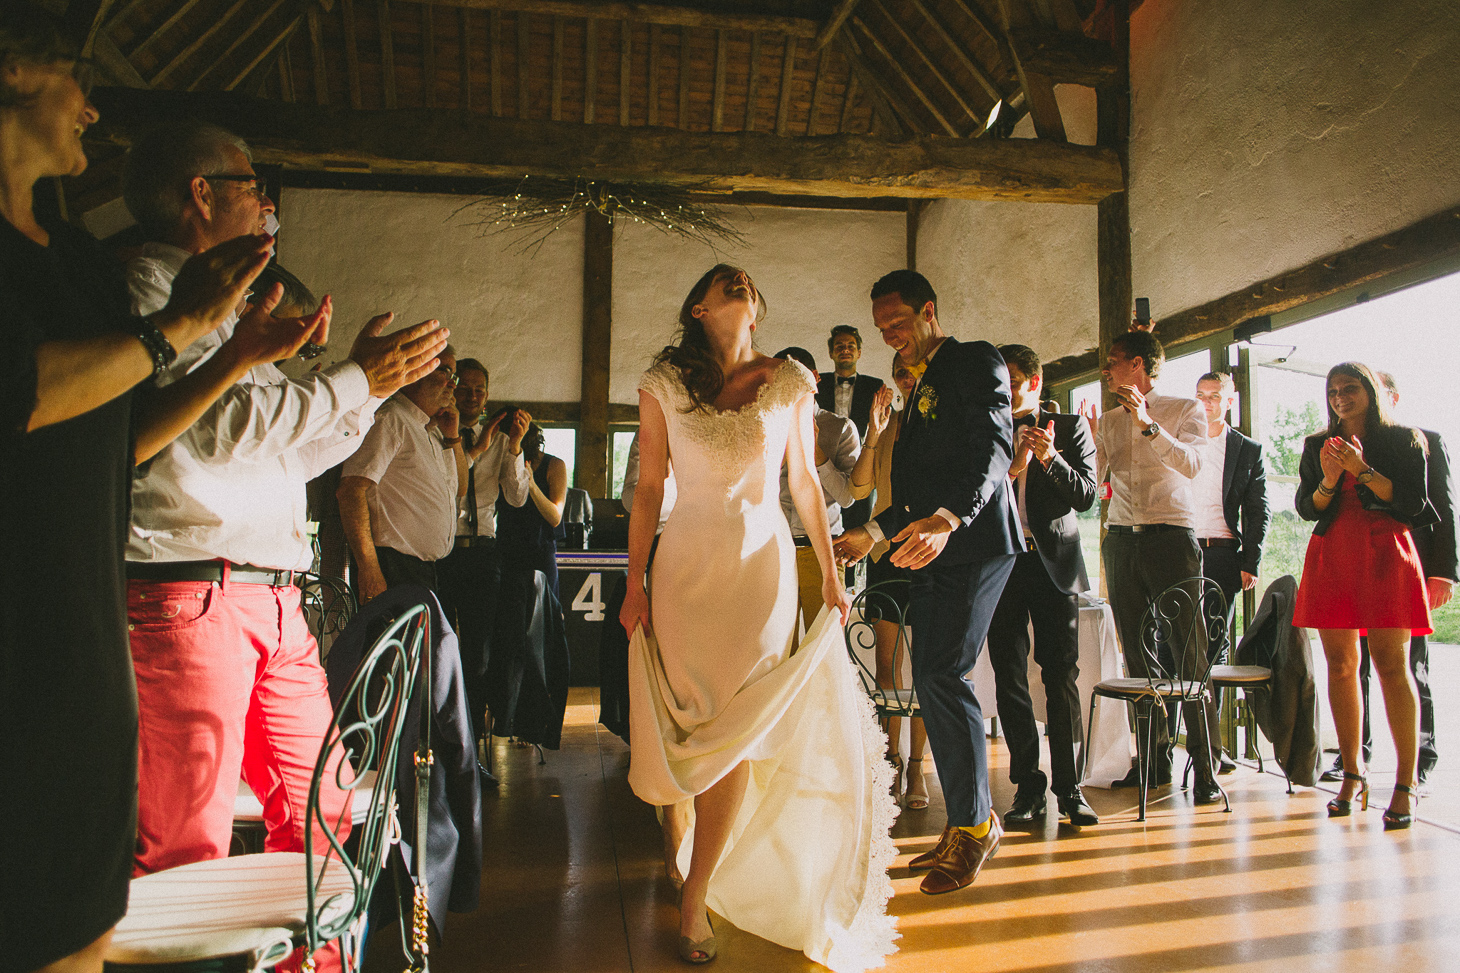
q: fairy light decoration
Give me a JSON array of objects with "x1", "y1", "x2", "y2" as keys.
[{"x1": 453, "y1": 175, "x2": 748, "y2": 255}]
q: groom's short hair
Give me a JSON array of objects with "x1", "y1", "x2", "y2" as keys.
[
  {"x1": 775, "y1": 346, "x2": 818, "y2": 373},
  {"x1": 871, "y1": 270, "x2": 937, "y2": 318}
]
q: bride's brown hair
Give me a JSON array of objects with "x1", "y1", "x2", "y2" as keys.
[{"x1": 655, "y1": 264, "x2": 767, "y2": 413}]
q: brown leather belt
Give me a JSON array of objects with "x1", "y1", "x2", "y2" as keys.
[
  {"x1": 1198, "y1": 537, "x2": 1241, "y2": 549},
  {"x1": 454, "y1": 535, "x2": 497, "y2": 549},
  {"x1": 126, "y1": 560, "x2": 303, "y2": 586},
  {"x1": 1105, "y1": 523, "x2": 1187, "y2": 535}
]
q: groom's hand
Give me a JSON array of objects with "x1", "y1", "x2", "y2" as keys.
[
  {"x1": 833, "y1": 527, "x2": 874, "y2": 564},
  {"x1": 888, "y1": 516, "x2": 954, "y2": 569}
]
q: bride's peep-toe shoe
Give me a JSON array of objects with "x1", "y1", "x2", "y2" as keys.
[
  {"x1": 1384, "y1": 784, "x2": 1418, "y2": 831},
  {"x1": 678, "y1": 917, "x2": 717, "y2": 964},
  {"x1": 1327, "y1": 772, "x2": 1368, "y2": 817},
  {"x1": 904, "y1": 757, "x2": 930, "y2": 810},
  {"x1": 888, "y1": 755, "x2": 904, "y2": 804}
]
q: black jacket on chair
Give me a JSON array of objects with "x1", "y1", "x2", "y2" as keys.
[
  {"x1": 872, "y1": 338, "x2": 1023, "y2": 565},
  {"x1": 816, "y1": 372, "x2": 886, "y2": 437},
  {"x1": 1412, "y1": 429, "x2": 1458, "y2": 582},
  {"x1": 325, "y1": 585, "x2": 483, "y2": 921},
  {"x1": 1218, "y1": 427, "x2": 1271, "y2": 575},
  {"x1": 1018, "y1": 409, "x2": 1097, "y2": 594},
  {"x1": 1235, "y1": 575, "x2": 1320, "y2": 787}
]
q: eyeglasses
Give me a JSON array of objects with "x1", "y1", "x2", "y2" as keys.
[
  {"x1": 437, "y1": 369, "x2": 459, "y2": 387},
  {"x1": 205, "y1": 173, "x2": 271, "y2": 203}
]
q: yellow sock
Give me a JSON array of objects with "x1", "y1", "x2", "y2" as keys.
[{"x1": 959, "y1": 819, "x2": 991, "y2": 840}]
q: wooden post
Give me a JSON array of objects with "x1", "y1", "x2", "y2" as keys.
[{"x1": 578, "y1": 210, "x2": 613, "y2": 496}]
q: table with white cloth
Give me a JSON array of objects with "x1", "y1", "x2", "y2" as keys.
[{"x1": 846, "y1": 596, "x2": 1132, "y2": 789}]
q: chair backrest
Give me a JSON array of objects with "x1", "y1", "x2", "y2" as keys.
[
  {"x1": 1137, "y1": 576, "x2": 1227, "y2": 696},
  {"x1": 305, "y1": 601, "x2": 430, "y2": 956},
  {"x1": 299, "y1": 572, "x2": 358, "y2": 655},
  {"x1": 844, "y1": 579, "x2": 915, "y2": 716}
]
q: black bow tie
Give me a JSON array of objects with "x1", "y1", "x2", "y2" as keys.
[
  {"x1": 1014, "y1": 413, "x2": 1037, "y2": 428},
  {"x1": 836, "y1": 376, "x2": 856, "y2": 387}
]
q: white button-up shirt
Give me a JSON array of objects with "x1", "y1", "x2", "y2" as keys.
[
  {"x1": 1096, "y1": 391, "x2": 1206, "y2": 529},
  {"x1": 127, "y1": 243, "x2": 382, "y2": 571},
  {"x1": 1193, "y1": 427, "x2": 1235, "y2": 539},
  {"x1": 833, "y1": 376, "x2": 855, "y2": 419},
  {"x1": 780, "y1": 408, "x2": 860, "y2": 537},
  {"x1": 343, "y1": 396, "x2": 459, "y2": 561},
  {"x1": 455, "y1": 421, "x2": 531, "y2": 538}
]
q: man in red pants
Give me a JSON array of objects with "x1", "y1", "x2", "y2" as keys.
[{"x1": 120, "y1": 121, "x2": 447, "y2": 899}]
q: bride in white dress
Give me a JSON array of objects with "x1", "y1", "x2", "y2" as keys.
[{"x1": 622, "y1": 265, "x2": 899, "y2": 970}]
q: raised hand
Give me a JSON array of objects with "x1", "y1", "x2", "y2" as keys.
[
  {"x1": 159, "y1": 233, "x2": 274, "y2": 340},
  {"x1": 349, "y1": 314, "x2": 449, "y2": 398},
  {"x1": 1114, "y1": 385, "x2": 1151, "y2": 425},
  {"x1": 1078, "y1": 398, "x2": 1099, "y2": 438},
  {"x1": 1318, "y1": 438, "x2": 1345, "y2": 483},
  {"x1": 222, "y1": 285, "x2": 331, "y2": 369},
  {"x1": 868, "y1": 386, "x2": 894, "y2": 440},
  {"x1": 1026, "y1": 420, "x2": 1057, "y2": 465},
  {"x1": 506, "y1": 408, "x2": 532, "y2": 451}
]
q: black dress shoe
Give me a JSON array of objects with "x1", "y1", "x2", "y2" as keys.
[
  {"x1": 1318, "y1": 755, "x2": 1344, "y2": 783},
  {"x1": 478, "y1": 760, "x2": 500, "y2": 788},
  {"x1": 1218, "y1": 754, "x2": 1237, "y2": 775},
  {"x1": 1004, "y1": 790, "x2": 1047, "y2": 825},
  {"x1": 1193, "y1": 777, "x2": 1223, "y2": 805},
  {"x1": 1057, "y1": 789, "x2": 1099, "y2": 826}
]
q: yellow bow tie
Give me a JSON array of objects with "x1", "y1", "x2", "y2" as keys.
[{"x1": 904, "y1": 360, "x2": 928, "y2": 381}]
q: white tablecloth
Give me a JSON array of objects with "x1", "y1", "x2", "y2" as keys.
[{"x1": 847, "y1": 597, "x2": 1133, "y2": 788}]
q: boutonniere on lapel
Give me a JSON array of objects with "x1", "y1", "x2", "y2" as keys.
[{"x1": 915, "y1": 384, "x2": 939, "y2": 422}]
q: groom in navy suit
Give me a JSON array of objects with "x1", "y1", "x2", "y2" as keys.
[{"x1": 835, "y1": 270, "x2": 1022, "y2": 895}]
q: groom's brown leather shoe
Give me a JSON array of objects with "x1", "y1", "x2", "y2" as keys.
[
  {"x1": 908, "y1": 826, "x2": 956, "y2": 871},
  {"x1": 919, "y1": 814, "x2": 1002, "y2": 895}
]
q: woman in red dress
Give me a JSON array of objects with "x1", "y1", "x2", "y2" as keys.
[{"x1": 1293, "y1": 362, "x2": 1433, "y2": 830}]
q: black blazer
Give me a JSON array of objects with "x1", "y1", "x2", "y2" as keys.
[
  {"x1": 873, "y1": 338, "x2": 1023, "y2": 566},
  {"x1": 1018, "y1": 410, "x2": 1096, "y2": 594},
  {"x1": 1413, "y1": 429, "x2": 1458, "y2": 581},
  {"x1": 1295, "y1": 427, "x2": 1434, "y2": 535},
  {"x1": 1219, "y1": 427, "x2": 1271, "y2": 575},
  {"x1": 816, "y1": 372, "x2": 886, "y2": 437}
]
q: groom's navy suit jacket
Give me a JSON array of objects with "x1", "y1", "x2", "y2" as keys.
[{"x1": 872, "y1": 337, "x2": 1024, "y2": 565}]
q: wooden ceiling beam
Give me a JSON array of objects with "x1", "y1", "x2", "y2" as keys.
[
  {"x1": 583, "y1": 18, "x2": 597, "y2": 124},
  {"x1": 837, "y1": 25, "x2": 910, "y2": 136},
  {"x1": 308, "y1": 5, "x2": 330, "y2": 104},
  {"x1": 128, "y1": 0, "x2": 205, "y2": 62},
  {"x1": 647, "y1": 24, "x2": 661, "y2": 125},
  {"x1": 392, "y1": 0, "x2": 819, "y2": 38},
  {"x1": 379, "y1": 0, "x2": 397, "y2": 107},
  {"x1": 904, "y1": 0, "x2": 1002, "y2": 103},
  {"x1": 149, "y1": 0, "x2": 248, "y2": 85},
  {"x1": 620, "y1": 21, "x2": 632, "y2": 125},
  {"x1": 516, "y1": 10, "x2": 530, "y2": 117},
  {"x1": 92, "y1": 30, "x2": 149, "y2": 89},
  {"x1": 459, "y1": 7, "x2": 472, "y2": 110},
  {"x1": 421, "y1": 3, "x2": 437, "y2": 108},
  {"x1": 805, "y1": 43, "x2": 829, "y2": 135},
  {"x1": 774, "y1": 35, "x2": 795, "y2": 137},
  {"x1": 677, "y1": 26, "x2": 691, "y2": 128},
  {"x1": 1010, "y1": 28, "x2": 1121, "y2": 87},
  {"x1": 711, "y1": 29, "x2": 727, "y2": 132},
  {"x1": 865, "y1": 0, "x2": 980, "y2": 129},
  {"x1": 837, "y1": 71, "x2": 857, "y2": 133},
  {"x1": 850, "y1": 15, "x2": 958, "y2": 137},
  {"x1": 88, "y1": 87, "x2": 1125, "y2": 203},
  {"x1": 342, "y1": 0, "x2": 363, "y2": 107},
  {"x1": 189, "y1": 0, "x2": 289, "y2": 90},
  {"x1": 812, "y1": 0, "x2": 861, "y2": 51},
  {"x1": 743, "y1": 32, "x2": 761, "y2": 131},
  {"x1": 550, "y1": 16, "x2": 564, "y2": 120},
  {"x1": 489, "y1": 10, "x2": 502, "y2": 114},
  {"x1": 227, "y1": 14, "x2": 304, "y2": 93}
]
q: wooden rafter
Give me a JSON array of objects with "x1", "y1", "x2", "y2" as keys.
[
  {"x1": 93, "y1": 29, "x2": 149, "y2": 88},
  {"x1": 150, "y1": 0, "x2": 247, "y2": 86},
  {"x1": 743, "y1": 32, "x2": 761, "y2": 132},
  {"x1": 806, "y1": 43, "x2": 829, "y2": 135},
  {"x1": 837, "y1": 71, "x2": 857, "y2": 133},
  {"x1": 550, "y1": 15, "x2": 563, "y2": 119},
  {"x1": 647, "y1": 24, "x2": 661, "y2": 125},
  {"x1": 865, "y1": 0, "x2": 980, "y2": 129},
  {"x1": 837, "y1": 25, "x2": 910, "y2": 136},
  {"x1": 677, "y1": 26, "x2": 690, "y2": 128},
  {"x1": 391, "y1": 0, "x2": 818, "y2": 39},
  {"x1": 904, "y1": 0, "x2": 1002, "y2": 103},
  {"x1": 342, "y1": 0, "x2": 362, "y2": 108},
  {"x1": 89, "y1": 87, "x2": 1126, "y2": 203},
  {"x1": 227, "y1": 13, "x2": 303, "y2": 93},
  {"x1": 308, "y1": 5, "x2": 329, "y2": 105},
  {"x1": 68, "y1": 0, "x2": 120, "y2": 58},
  {"x1": 517, "y1": 11, "x2": 530, "y2": 118},
  {"x1": 774, "y1": 35, "x2": 795, "y2": 136},
  {"x1": 813, "y1": 0, "x2": 861, "y2": 51},
  {"x1": 583, "y1": 18, "x2": 597, "y2": 124},
  {"x1": 711, "y1": 29, "x2": 727, "y2": 132},
  {"x1": 129, "y1": 0, "x2": 205, "y2": 62},
  {"x1": 189, "y1": 0, "x2": 289, "y2": 91},
  {"x1": 489, "y1": 9, "x2": 502, "y2": 114},
  {"x1": 421, "y1": 3, "x2": 437, "y2": 108},
  {"x1": 619, "y1": 21, "x2": 632, "y2": 125},
  {"x1": 277, "y1": 39, "x2": 295, "y2": 102},
  {"x1": 380, "y1": 0, "x2": 397, "y2": 108},
  {"x1": 851, "y1": 14, "x2": 957, "y2": 136},
  {"x1": 459, "y1": 7, "x2": 472, "y2": 110}
]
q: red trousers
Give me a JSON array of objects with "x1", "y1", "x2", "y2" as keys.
[{"x1": 128, "y1": 579, "x2": 352, "y2": 874}]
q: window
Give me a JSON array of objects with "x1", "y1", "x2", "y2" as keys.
[
  {"x1": 1156, "y1": 348, "x2": 1214, "y2": 401},
  {"x1": 541, "y1": 427, "x2": 577, "y2": 487},
  {"x1": 610, "y1": 429, "x2": 637, "y2": 499}
]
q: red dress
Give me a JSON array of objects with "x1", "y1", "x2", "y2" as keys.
[{"x1": 1292, "y1": 478, "x2": 1432, "y2": 634}]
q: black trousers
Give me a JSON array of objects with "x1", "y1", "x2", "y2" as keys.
[
  {"x1": 1359, "y1": 633, "x2": 1438, "y2": 778},
  {"x1": 437, "y1": 540, "x2": 502, "y2": 745},
  {"x1": 1199, "y1": 542, "x2": 1242, "y2": 750},
  {"x1": 987, "y1": 548, "x2": 1083, "y2": 796},
  {"x1": 1102, "y1": 529, "x2": 1215, "y2": 777},
  {"x1": 375, "y1": 545, "x2": 439, "y2": 592},
  {"x1": 907, "y1": 553, "x2": 1016, "y2": 828}
]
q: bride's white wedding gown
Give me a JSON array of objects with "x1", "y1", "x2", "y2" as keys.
[{"x1": 627, "y1": 359, "x2": 899, "y2": 973}]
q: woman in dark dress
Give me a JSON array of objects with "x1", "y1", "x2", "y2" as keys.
[
  {"x1": 1, "y1": 10, "x2": 315, "y2": 971},
  {"x1": 1292, "y1": 362, "x2": 1432, "y2": 830},
  {"x1": 496, "y1": 422, "x2": 568, "y2": 598}
]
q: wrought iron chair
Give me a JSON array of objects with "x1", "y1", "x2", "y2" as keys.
[
  {"x1": 1081, "y1": 577, "x2": 1231, "y2": 822},
  {"x1": 107, "y1": 602, "x2": 434, "y2": 973},
  {"x1": 844, "y1": 580, "x2": 918, "y2": 724},
  {"x1": 298, "y1": 572, "x2": 358, "y2": 656}
]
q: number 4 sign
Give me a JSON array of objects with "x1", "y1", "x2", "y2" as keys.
[{"x1": 572, "y1": 571, "x2": 606, "y2": 621}]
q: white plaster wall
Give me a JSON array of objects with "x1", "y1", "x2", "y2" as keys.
[
  {"x1": 610, "y1": 207, "x2": 906, "y2": 403},
  {"x1": 276, "y1": 189, "x2": 584, "y2": 402},
  {"x1": 1129, "y1": 0, "x2": 1460, "y2": 318},
  {"x1": 915, "y1": 84, "x2": 1100, "y2": 364}
]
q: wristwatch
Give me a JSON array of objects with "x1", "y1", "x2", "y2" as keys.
[
  {"x1": 1356, "y1": 467, "x2": 1376, "y2": 485},
  {"x1": 1140, "y1": 421, "x2": 1160, "y2": 438}
]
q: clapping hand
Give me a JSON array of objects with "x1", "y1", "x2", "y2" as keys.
[
  {"x1": 1078, "y1": 399, "x2": 1099, "y2": 438},
  {"x1": 349, "y1": 314, "x2": 450, "y2": 398},
  {"x1": 506, "y1": 408, "x2": 532, "y2": 451},
  {"x1": 160, "y1": 233, "x2": 274, "y2": 340},
  {"x1": 868, "y1": 386, "x2": 894, "y2": 441},
  {"x1": 1323, "y1": 435, "x2": 1368, "y2": 476},
  {"x1": 224, "y1": 284, "x2": 331, "y2": 369}
]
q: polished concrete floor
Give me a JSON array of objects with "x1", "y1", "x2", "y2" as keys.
[{"x1": 366, "y1": 688, "x2": 1460, "y2": 973}]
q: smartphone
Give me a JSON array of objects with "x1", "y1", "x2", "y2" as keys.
[{"x1": 1135, "y1": 297, "x2": 1150, "y2": 325}]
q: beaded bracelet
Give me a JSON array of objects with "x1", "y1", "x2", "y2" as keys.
[
  {"x1": 129, "y1": 316, "x2": 178, "y2": 379},
  {"x1": 1316, "y1": 481, "x2": 1337, "y2": 497}
]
